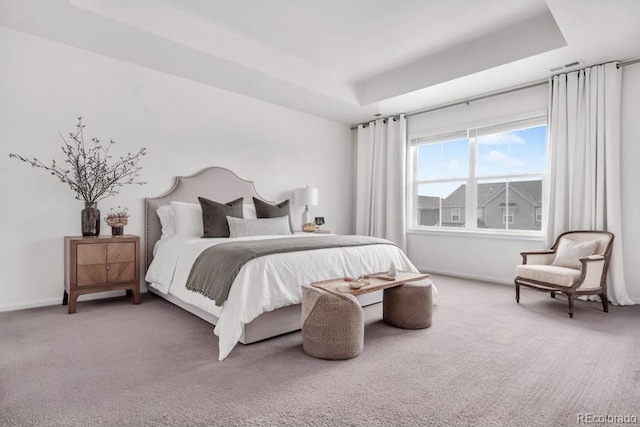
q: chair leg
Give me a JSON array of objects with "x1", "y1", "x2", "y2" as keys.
[
  {"x1": 515, "y1": 282, "x2": 520, "y2": 303},
  {"x1": 550, "y1": 292, "x2": 556, "y2": 299},
  {"x1": 599, "y1": 294, "x2": 609, "y2": 313},
  {"x1": 567, "y1": 295, "x2": 574, "y2": 318}
]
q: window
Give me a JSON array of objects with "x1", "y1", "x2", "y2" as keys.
[
  {"x1": 411, "y1": 116, "x2": 547, "y2": 233},
  {"x1": 502, "y1": 205, "x2": 515, "y2": 224},
  {"x1": 451, "y1": 208, "x2": 461, "y2": 223}
]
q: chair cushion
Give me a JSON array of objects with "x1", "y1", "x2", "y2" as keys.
[
  {"x1": 516, "y1": 264, "x2": 581, "y2": 288},
  {"x1": 551, "y1": 238, "x2": 599, "y2": 269}
]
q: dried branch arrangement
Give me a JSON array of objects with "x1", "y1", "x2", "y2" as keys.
[{"x1": 9, "y1": 117, "x2": 146, "y2": 202}]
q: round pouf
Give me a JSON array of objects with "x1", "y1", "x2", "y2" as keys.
[
  {"x1": 301, "y1": 285, "x2": 364, "y2": 360},
  {"x1": 383, "y1": 281, "x2": 433, "y2": 329}
]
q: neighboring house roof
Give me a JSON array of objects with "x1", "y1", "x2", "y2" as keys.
[
  {"x1": 441, "y1": 180, "x2": 542, "y2": 208},
  {"x1": 417, "y1": 195, "x2": 441, "y2": 209},
  {"x1": 443, "y1": 185, "x2": 465, "y2": 207}
]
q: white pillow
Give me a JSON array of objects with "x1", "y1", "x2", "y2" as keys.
[
  {"x1": 156, "y1": 205, "x2": 176, "y2": 238},
  {"x1": 551, "y1": 238, "x2": 599, "y2": 269},
  {"x1": 243, "y1": 204, "x2": 257, "y2": 219},
  {"x1": 227, "y1": 216, "x2": 292, "y2": 238},
  {"x1": 170, "y1": 201, "x2": 203, "y2": 237}
]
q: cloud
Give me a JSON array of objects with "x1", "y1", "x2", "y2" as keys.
[
  {"x1": 486, "y1": 150, "x2": 509, "y2": 163},
  {"x1": 478, "y1": 132, "x2": 526, "y2": 145},
  {"x1": 481, "y1": 150, "x2": 525, "y2": 168},
  {"x1": 445, "y1": 159, "x2": 462, "y2": 172}
]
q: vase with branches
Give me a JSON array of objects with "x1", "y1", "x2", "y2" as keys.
[{"x1": 9, "y1": 117, "x2": 146, "y2": 236}]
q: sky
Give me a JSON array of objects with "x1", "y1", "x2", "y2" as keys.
[{"x1": 416, "y1": 125, "x2": 547, "y2": 198}]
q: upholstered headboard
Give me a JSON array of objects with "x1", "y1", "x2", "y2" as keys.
[{"x1": 144, "y1": 167, "x2": 270, "y2": 270}]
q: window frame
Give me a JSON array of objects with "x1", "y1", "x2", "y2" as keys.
[{"x1": 408, "y1": 114, "x2": 548, "y2": 235}]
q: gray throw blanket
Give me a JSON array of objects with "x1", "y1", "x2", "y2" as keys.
[{"x1": 185, "y1": 235, "x2": 396, "y2": 306}]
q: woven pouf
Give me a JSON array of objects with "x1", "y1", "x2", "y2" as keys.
[
  {"x1": 301, "y1": 285, "x2": 364, "y2": 360},
  {"x1": 383, "y1": 280, "x2": 433, "y2": 329}
]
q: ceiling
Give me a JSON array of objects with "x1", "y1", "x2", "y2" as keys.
[{"x1": 1, "y1": 0, "x2": 640, "y2": 124}]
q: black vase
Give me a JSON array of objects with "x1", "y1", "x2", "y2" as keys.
[{"x1": 81, "y1": 202, "x2": 100, "y2": 236}]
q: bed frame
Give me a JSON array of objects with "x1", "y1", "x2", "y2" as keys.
[{"x1": 144, "y1": 166, "x2": 381, "y2": 344}]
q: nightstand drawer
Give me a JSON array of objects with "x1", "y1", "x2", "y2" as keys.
[
  {"x1": 77, "y1": 244, "x2": 106, "y2": 265},
  {"x1": 76, "y1": 242, "x2": 136, "y2": 265},
  {"x1": 107, "y1": 261, "x2": 136, "y2": 283},
  {"x1": 77, "y1": 264, "x2": 108, "y2": 286},
  {"x1": 107, "y1": 242, "x2": 135, "y2": 264}
]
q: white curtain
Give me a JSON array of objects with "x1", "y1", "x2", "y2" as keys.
[
  {"x1": 547, "y1": 62, "x2": 633, "y2": 305},
  {"x1": 355, "y1": 115, "x2": 407, "y2": 251}
]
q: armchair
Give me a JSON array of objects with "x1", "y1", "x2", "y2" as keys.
[{"x1": 514, "y1": 230, "x2": 614, "y2": 318}]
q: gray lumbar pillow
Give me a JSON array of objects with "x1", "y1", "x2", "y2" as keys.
[
  {"x1": 198, "y1": 196, "x2": 243, "y2": 238},
  {"x1": 253, "y1": 197, "x2": 294, "y2": 233}
]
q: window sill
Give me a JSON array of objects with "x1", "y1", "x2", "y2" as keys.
[{"x1": 407, "y1": 227, "x2": 546, "y2": 242}]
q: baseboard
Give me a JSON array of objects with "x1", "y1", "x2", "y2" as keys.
[
  {"x1": 0, "y1": 297, "x2": 64, "y2": 313},
  {"x1": 415, "y1": 266, "x2": 513, "y2": 286},
  {"x1": 0, "y1": 288, "x2": 148, "y2": 313}
]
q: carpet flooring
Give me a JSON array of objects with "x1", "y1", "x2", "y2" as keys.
[{"x1": 1, "y1": 275, "x2": 639, "y2": 427}]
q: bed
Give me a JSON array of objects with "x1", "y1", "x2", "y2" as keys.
[{"x1": 144, "y1": 167, "x2": 424, "y2": 360}]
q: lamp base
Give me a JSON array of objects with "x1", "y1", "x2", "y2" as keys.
[{"x1": 301, "y1": 206, "x2": 311, "y2": 229}]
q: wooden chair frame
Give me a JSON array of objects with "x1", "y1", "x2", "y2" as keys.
[{"x1": 514, "y1": 230, "x2": 614, "y2": 318}]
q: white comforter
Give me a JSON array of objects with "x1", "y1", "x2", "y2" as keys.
[{"x1": 145, "y1": 234, "x2": 421, "y2": 360}]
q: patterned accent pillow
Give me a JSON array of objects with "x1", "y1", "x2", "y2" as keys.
[
  {"x1": 227, "y1": 216, "x2": 292, "y2": 238},
  {"x1": 253, "y1": 197, "x2": 294, "y2": 233},
  {"x1": 198, "y1": 197, "x2": 243, "y2": 238}
]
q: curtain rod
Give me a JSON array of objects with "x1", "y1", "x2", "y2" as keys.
[
  {"x1": 404, "y1": 80, "x2": 547, "y2": 119},
  {"x1": 619, "y1": 58, "x2": 640, "y2": 67},
  {"x1": 350, "y1": 80, "x2": 545, "y2": 130},
  {"x1": 351, "y1": 57, "x2": 640, "y2": 130}
]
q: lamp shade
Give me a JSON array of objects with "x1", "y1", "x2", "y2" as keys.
[{"x1": 294, "y1": 186, "x2": 319, "y2": 206}]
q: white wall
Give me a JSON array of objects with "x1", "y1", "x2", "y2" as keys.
[{"x1": 0, "y1": 27, "x2": 353, "y2": 311}]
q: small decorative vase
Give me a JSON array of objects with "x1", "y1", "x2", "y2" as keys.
[
  {"x1": 106, "y1": 216, "x2": 128, "y2": 237},
  {"x1": 81, "y1": 202, "x2": 100, "y2": 236},
  {"x1": 388, "y1": 260, "x2": 397, "y2": 278}
]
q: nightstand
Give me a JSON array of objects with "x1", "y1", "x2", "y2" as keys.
[{"x1": 63, "y1": 235, "x2": 141, "y2": 314}]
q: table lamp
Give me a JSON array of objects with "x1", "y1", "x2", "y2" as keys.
[{"x1": 294, "y1": 186, "x2": 319, "y2": 230}]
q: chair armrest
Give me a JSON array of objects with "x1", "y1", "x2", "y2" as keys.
[
  {"x1": 520, "y1": 250, "x2": 555, "y2": 265},
  {"x1": 574, "y1": 255, "x2": 607, "y2": 291}
]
